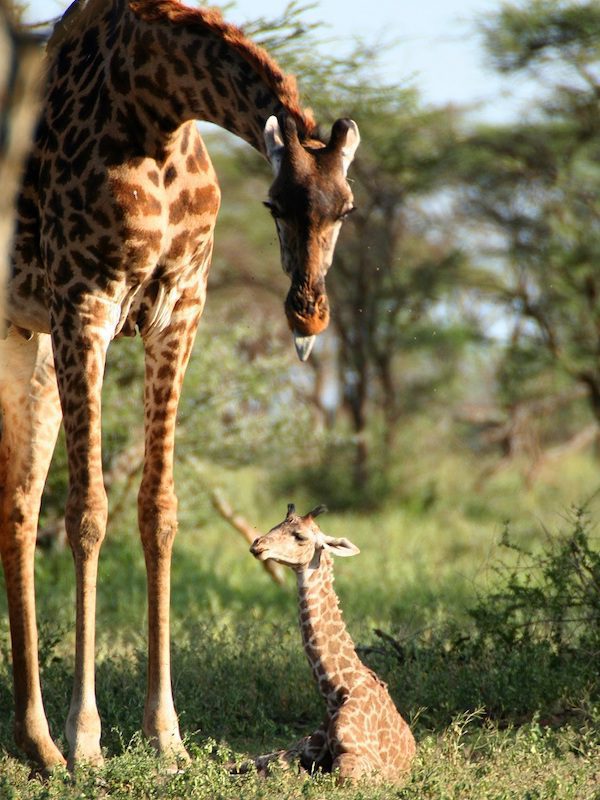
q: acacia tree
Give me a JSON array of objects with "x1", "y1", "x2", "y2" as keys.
[
  {"x1": 236, "y1": 9, "x2": 479, "y2": 497},
  {"x1": 327, "y1": 100, "x2": 472, "y2": 490},
  {"x1": 458, "y1": 0, "x2": 600, "y2": 445}
]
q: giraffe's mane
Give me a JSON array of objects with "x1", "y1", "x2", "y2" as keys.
[
  {"x1": 49, "y1": 0, "x2": 318, "y2": 140},
  {"x1": 47, "y1": 0, "x2": 106, "y2": 56},
  {"x1": 130, "y1": 0, "x2": 317, "y2": 138}
]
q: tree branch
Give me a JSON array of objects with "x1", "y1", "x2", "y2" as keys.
[{"x1": 209, "y1": 489, "x2": 286, "y2": 586}]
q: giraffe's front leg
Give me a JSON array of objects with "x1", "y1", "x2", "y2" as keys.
[
  {"x1": 51, "y1": 297, "x2": 115, "y2": 770},
  {"x1": 139, "y1": 295, "x2": 202, "y2": 765}
]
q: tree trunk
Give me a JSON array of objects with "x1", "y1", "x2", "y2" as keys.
[
  {"x1": 344, "y1": 369, "x2": 369, "y2": 492},
  {"x1": 580, "y1": 374, "x2": 600, "y2": 457}
]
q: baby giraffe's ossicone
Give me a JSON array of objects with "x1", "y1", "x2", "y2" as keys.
[{"x1": 248, "y1": 504, "x2": 416, "y2": 784}]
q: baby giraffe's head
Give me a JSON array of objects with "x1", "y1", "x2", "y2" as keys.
[{"x1": 250, "y1": 503, "x2": 359, "y2": 571}]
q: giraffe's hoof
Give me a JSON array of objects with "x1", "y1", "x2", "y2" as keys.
[
  {"x1": 161, "y1": 753, "x2": 191, "y2": 774},
  {"x1": 27, "y1": 758, "x2": 68, "y2": 783},
  {"x1": 15, "y1": 725, "x2": 66, "y2": 777},
  {"x1": 67, "y1": 749, "x2": 105, "y2": 773},
  {"x1": 147, "y1": 731, "x2": 191, "y2": 772}
]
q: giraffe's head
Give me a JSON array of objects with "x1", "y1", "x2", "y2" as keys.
[
  {"x1": 264, "y1": 115, "x2": 360, "y2": 361},
  {"x1": 250, "y1": 503, "x2": 360, "y2": 571}
]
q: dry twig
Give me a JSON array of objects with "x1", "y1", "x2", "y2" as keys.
[{"x1": 210, "y1": 488, "x2": 285, "y2": 586}]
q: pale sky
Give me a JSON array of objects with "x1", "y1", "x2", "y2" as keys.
[{"x1": 23, "y1": 0, "x2": 531, "y2": 121}]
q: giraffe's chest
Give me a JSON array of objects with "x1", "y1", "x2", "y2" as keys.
[
  {"x1": 8, "y1": 128, "x2": 221, "y2": 337},
  {"x1": 112, "y1": 154, "x2": 221, "y2": 336},
  {"x1": 106, "y1": 155, "x2": 220, "y2": 280}
]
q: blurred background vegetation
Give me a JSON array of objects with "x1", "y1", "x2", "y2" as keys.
[{"x1": 29, "y1": 0, "x2": 600, "y2": 519}]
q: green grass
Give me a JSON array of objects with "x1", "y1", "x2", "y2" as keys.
[{"x1": 1, "y1": 453, "x2": 600, "y2": 798}]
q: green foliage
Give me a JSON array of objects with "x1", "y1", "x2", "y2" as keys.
[
  {"x1": 470, "y1": 507, "x2": 600, "y2": 651},
  {"x1": 176, "y1": 320, "x2": 313, "y2": 468},
  {"x1": 368, "y1": 507, "x2": 600, "y2": 730},
  {"x1": 274, "y1": 436, "x2": 396, "y2": 511},
  {"x1": 480, "y1": 0, "x2": 600, "y2": 74},
  {"x1": 495, "y1": 339, "x2": 565, "y2": 408}
]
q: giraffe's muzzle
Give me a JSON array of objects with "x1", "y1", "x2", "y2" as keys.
[
  {"x1": 250, "y1": 538, "x2": 267, "y2": 559},
  {"x1": 285, "y1": 284, "x2": 329, "y2": 361}
]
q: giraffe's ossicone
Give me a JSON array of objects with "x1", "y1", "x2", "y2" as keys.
[
  {"x1": 249, "y1": 505, "x2": 416, "y2": 784},
  {"x1": 0, "y1": 0, "x2": 359, "y2": 773}
]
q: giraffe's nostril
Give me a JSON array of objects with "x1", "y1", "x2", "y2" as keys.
[{"x1": 250, "y1": 538, "x2": 262, "y2": 555}]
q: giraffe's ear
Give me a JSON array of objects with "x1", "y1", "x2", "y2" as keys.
[
  {"x1": 264, "y1": 115, "x2": 285, "y2": 175},
  {"x1": 328, "y1": 118, "x2": 360, "y2": 177},
  {"x1": 307, "y1": 504, "x2": 328, "y2": 519},
  {"x1": 320, "y1": 535, "x2": 360, "y2": 558}
]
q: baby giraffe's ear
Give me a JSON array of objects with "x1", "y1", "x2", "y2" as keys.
[{"x1": 320, "y1": 535, "x2": 360, "y2": 558}]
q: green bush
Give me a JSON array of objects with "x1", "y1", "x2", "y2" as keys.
[
  {"x1": 367, "y1": 509, "x2": 600, "y2": 729},
  {"x1": 274, "y1": 437, "x2": 396, "y2": 512},
  {"x1": 470, "y1": 508, "x2": 600, "y2": 653}
]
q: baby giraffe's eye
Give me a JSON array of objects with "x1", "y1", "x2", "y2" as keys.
[{"x1": 292, "y1": 530, "x2": 308, "y2": 542}]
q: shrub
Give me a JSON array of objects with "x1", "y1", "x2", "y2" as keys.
[
  {"x1": 367, "y1": 509, "x2": 600, "y2": 729},
  {"x1": 470, "y1": 507, "x2": 600, "y2": 653}
]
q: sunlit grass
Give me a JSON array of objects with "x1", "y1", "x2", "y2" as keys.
[{"x1": 1, "y1": 452, "x2": 600, "y2": 798}]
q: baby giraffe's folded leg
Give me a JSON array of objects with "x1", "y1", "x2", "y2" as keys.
[
  {"x1": 234, "y1": 722, "x2": 331, "y2": 777},
  {"x1": 332, "y1": 752, "x2": 375, "y2": 782}
]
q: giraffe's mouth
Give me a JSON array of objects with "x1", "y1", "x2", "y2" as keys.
[
  {"x1": 250, "y1": 539, "x2": 270, "y2": 561},
  {"x1": 250, "y1": 541, "x2": 297, "y2": 568},
  {"x1": 285, "y1": 284, "x2": 329, "y2": 361}
]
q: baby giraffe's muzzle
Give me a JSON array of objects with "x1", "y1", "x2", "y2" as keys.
[{"x1": 250, "y1": 538, "x2": 266, "y2": 559}]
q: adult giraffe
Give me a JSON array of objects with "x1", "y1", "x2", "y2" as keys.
[{"x1": 0, "y1": 0, "x2": 359, "y2": 773}]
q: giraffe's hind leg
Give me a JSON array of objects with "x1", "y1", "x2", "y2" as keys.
[{"x1": 0, "y1": 328, "x2": 65, "y2": 772}]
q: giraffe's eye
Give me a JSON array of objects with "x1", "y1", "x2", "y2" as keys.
[
  {"x1": 292, "y1": 530, "x2": 308, "y2": 542},
  {"x1": 339, "y1": 206, "x2": 357, "y2": 222},
  {"x1": 263, "y1": 200, "x2": 282, "y2": 219}
]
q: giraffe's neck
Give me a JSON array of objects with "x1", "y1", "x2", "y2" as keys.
[
  {"x1": 48, "y1": 0, "x2": 317, "y2": 159},
  {"x1": 296, "y1": 551, "x2": 364, "y2": 708}
]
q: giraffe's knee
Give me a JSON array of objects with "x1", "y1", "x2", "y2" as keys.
[
  {"x1": 332, "y1": 752, "x2": 372, "y2": 782},
  {"x1": 65, "y1": 491, "x2": 108, "y2": 557},
  {"x1": 138, "y1": 489, "x2": 178, "y2": 556},
  {"x1": 0, "y1": 498, "x2": 39, "y2": 554},
  {"x1": 0, "y1": 461, "x2": 49, "y2": 555}
]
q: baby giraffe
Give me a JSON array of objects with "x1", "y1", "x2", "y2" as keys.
[{"x1": 249, "y1": 504, "x2": 416, "y2": 784}]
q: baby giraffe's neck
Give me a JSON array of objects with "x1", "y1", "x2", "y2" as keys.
[{"x1": 296, "y1": 551, "x2": 364, "y2": 709}]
